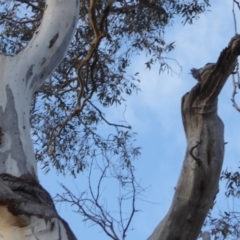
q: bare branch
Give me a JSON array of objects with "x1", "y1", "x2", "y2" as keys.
[
  {"x1": 139, "y1": 0, "x2": 167, "y2": 16},
  {"x1": 16, "y1": 0, "x2": 44, "y2": 12},
  {"x1": 121, "y1": 166, "x2": 137, "y2": 239},
  {"x1": 56, "y1": 156, "x2": 143, "y2": 239},
  {"x1": 89, "y1": 0, "x2": 100, "y2": 38},
  {"x1": 234, "y1": 0, "x2": 240, "y2": 10},
  {"x1": 232, "y1": 0, "x2": 238, "y2": 34},
  {"x1": 88, "y1": 101, "x2": 132, "y2": 129},
  {"x1": 231, "y1": 66, "x2": 240, "y2": 112}
]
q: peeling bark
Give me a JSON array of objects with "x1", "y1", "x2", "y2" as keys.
[
  {"x1": 148, "y1": 35, "x2": 240, "y2": 240},
  {"x1": 0, "y1": 0, "x2": 79, "y2": 239}
]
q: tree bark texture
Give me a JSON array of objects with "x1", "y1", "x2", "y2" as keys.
[
  {"x1": 148, "y1": 35, "x2": 240, "y2": 240},
  {"x1": 0, "y1": 0, "x2": 79, "y2": 239}
]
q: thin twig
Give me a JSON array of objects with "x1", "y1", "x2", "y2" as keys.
[
  {"x1": 99, "y1": 0, "x2": 116, "y2": 32},
  {"x1": 139, "y1": 0, "x2": 167, "y2": 16},
  {"x1": 234, "y1": 0, "x2": 240, "y2": 10},
  {"x1": 2, "y1": 16, "x2": 40, "y2": 24},
  {"x1": 88, "y1": 101, "x2": 131, "y2": 129},
  {"x1": 122, "y1": 166, "x2": 136, "y2": 239},
  {"x1": 231, "y1": 1, "x2": 240, "y2": 112},
  {"x1": 231, "y1": 72, "x2": 240, "y2": 112},
  {"x1": 233, "y1": 0, "x2": 238, "y2": 34},
  {"x1": 89, "y1": 0, "x2": 100, "y2": 37},
  {"x1": 17, "y1": 0, "x2": 44, "y2": 12}
]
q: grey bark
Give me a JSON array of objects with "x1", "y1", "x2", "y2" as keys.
[{"x1": 148, "y1": 35, "x2": 240, "y2": 240}]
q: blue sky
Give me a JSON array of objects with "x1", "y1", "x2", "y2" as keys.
[{"x1": 39, "y1": 1, "x2": 240, "y2": 239}]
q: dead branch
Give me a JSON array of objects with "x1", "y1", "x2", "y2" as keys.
[
  {"x1": 56, "y1": 156, "x2": 142, "y2": 240},
  {"x1": 234, "y1": 0, "x2": 240, "y2": 9},
  {"x1": 88, "y1": 101, "x2": 132, "y2": 129},
  {"x1": 231, "y1": 69, "x2": 240, "y2": 112}
]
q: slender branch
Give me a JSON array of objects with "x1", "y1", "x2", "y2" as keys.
[
  {"x1": 122, "y1": 166, "x2": 136, "y2": 239},
  {"x1": 99, "y1": 0, "x2": 116, "y2": 32},
  {"x1": 234, "y1": 0, "x2": 240, "y2": 10},
  {"x1": 17, "y1": 0, "x2": 44, "y2": 12},
  {"x1": 110, "y1": 5, "x2": 138, "y2": 14},
  {"x1": 76, "y1": 36, "x2": 104, "y2": 110},
  {"x1": 233, "y1": 0, "x2": 238, "y2": 34},
  {"x1": 139, "y1": 0, "x2": 167, "y2": 16},
  {"x1": 231, "y1": 71, "x2": 240, "y2": 112},
  {"x1": 58, "y1": 186, "x2": 119, "y2": 239},
  {"x1": 88, "y1": 101, "x2": 132, "y2": 129},
  {"x1": 231, "y1": 1, "x2": 240, "y2": 112},
  {"x1": 89, "y1": 0, "x2": 100, "y2": 38},
  {"x1": 55, "y1": 156, "x2": 142, "y2": 240},
  {"x1": 75, "y1": 0, "x2": 116, "y2": 117},
  {"x1": 1, "y1": 16, "x2": 41, "y2": 24}
]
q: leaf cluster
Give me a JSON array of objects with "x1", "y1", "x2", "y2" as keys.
[
  {"x1": 203, "y1": 169, "x2": 240, "y2": 239},
  {"x1": 0, "y1": 0, "x2": 210, "y2": 176},
  {"x1": 0, "y1": 0, "x2": 211, "y2": 236}
]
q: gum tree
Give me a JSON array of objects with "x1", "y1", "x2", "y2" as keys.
[
  {"x1": 0, "y1": 0, "x2": 227, "y2": 239},
  {"x1": 0, "y1": 0, "x2": 79, "y2": 239}
]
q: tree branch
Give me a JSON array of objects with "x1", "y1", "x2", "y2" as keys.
[
  {"x1": 88, "y1": 101, "x2": 132, "y2": 129},
  {"x1": 16, "y1": 0, "x2": 44, "y2": 12},
  {"x1": 149, "y1": 35, "x2": 240, "y2": 240}
]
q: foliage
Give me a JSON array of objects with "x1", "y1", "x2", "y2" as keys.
[
  {"x1": 0, "y1": 0, "x2": 211, "y2": 237},
  {"x1": 0, "y1": 0, "x2": 210, "y2": 175},
  {"x1": 203, "y1": 169, "x2": 240, "y2": 240}
]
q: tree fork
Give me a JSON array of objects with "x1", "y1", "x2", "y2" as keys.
[
  {"x1": 0, "y1": 0, "x2": 79, "y2": 239},
  {"x1": 148, "y1": 35, "x2": 240, "y2": 240}
]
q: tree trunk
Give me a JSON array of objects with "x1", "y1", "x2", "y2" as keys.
[
  {"x1": 0, "y1": 0, "x2": 78, "y2": 239},
  {"x1": 148, "y1": 35, "x2": 240, "y2": 240}
]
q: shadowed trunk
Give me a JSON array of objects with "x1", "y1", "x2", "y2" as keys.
[{"x1": 148, "y1": 35, "x2": 240, "y2": 240}]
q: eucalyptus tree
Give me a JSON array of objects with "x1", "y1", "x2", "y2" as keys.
[
  {"x1": 0, "y1": 0, "x2": 215, "y2": 239},
  {"x1": 0, "y1": 0, "x2": 79, "y2": 239},
  {"x1": 0, "y1": 0, "x2": 210, "y2": 176}
]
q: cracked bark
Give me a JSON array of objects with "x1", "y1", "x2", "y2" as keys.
[{"x1": 148, "y1": 35, "x2": 240, "y2": 240}]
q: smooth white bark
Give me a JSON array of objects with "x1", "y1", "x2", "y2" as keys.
[
  {"x1": 0, "y1": 0, "x2": 78, "y2": 178},
  {"x1": 0, "y1": 0, "x2": 79, "y2": 239}
]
